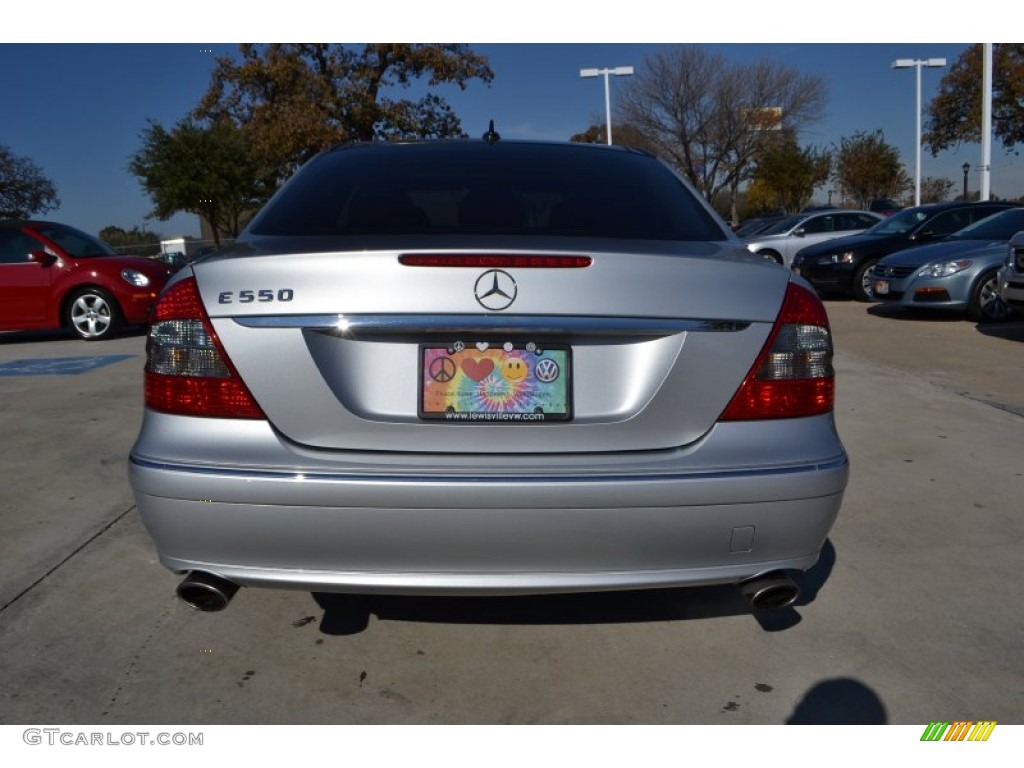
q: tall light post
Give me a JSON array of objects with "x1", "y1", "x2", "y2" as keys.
[
  {"x1": 892, "y1": 57, "x2": 946, "y2": 207},
  {"x1": 962, "y1": 162, "x2": 970, "y2": 201},
  {"x1": 579, "y1": 66, "x2": 634, "y2": 145}
]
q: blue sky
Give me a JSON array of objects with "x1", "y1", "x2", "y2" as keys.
[{"x1": 1, "y1": 7, "x2": 1008, "y2": 241}]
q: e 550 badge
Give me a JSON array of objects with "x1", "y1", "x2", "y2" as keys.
[{"x1": 218, "y1": 289, "x2": 294, "y2": 304}]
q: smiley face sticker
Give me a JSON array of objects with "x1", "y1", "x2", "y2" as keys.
[{"x1": 501, "y1": 356, "x2": 529, "y2": 383}]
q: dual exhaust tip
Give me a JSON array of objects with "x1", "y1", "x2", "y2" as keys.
[
  {"x1": 176, "y1": 571, "x2": 239, "y2": 612},
  {"x1": 737, "y1": 571, "x2": 801, "y2": 611},
  {"x1": 175, "y1": 569, "x2": 801, "y2": 613}
]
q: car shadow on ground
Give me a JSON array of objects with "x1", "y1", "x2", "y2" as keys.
[
  {"x1": 865, "y1": 303, "x2": 963, "y2": 322},
  {"x1": 975, "y1": 319, "x2": 1024, "y2": 343},
  {"x1": 310, "y1": 540, "x2": 837, "y2": 636},
  {"x1": 0, "y1": 328, "x2": 77, "y2": 345},
  {"x1": 0, "y1": 326, "x2": 147, "y2": 345}
]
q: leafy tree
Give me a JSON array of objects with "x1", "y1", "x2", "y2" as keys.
[
  {"x1": 920, "y1": 176, "x2": 954, "y2": 204},
  {"x1": 99, "y1": 225, "x2": 161, "y2": 249},
  {"x1": 0, "y1": 145, "x2": 60, "y2": 218},
  {"x1": 832, "y1": 131, "x2": 910, "y2": 209},
  {"x1": 194, "y1": 44, "x2": 494, "y2": 182},
  {"x1": 130, "y1": 119, "x2": 273, "y2": 246},
  {"x1": 742, "y1": 179, "x2": 780, "y2": 217},
  {"x1": 925, "y1": 44, "x2": 1024, "y2": 154},
  {"x1": 618, "y1": 46, "x2": 827, "y2": 219},
  {"x1": 569, "y1": 122, "x2": 660, "y2": 154},
  {"x1": 748, "y1": 129, "x2": 831, "y2": 213}
]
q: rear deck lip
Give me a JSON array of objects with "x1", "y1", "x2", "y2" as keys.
[{"x1": 229, "y1": 313, "x2": 752, "y2": 336}]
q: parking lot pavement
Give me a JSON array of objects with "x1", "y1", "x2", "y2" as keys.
[
  {"x1": 0, "y1": 308, "x2": 1022, "y2": 724},
  {"x1": 0, "y1": 330, "x2": 148, "y2": 609},
  {"x1": 829, "y1": 299, "x2": 1024, "y2": 417}
]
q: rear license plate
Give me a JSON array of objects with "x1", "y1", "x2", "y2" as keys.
[
  {"x1": 419, "y1": 342, "x2": 571, "y2": 422},
  {"x1": 874, "y1": 279, "x2": 889, "y2": 295}
]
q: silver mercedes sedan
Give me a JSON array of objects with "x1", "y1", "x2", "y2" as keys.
[{"x1": 129, "y1": 139, "x2": 847, "y2": 613}]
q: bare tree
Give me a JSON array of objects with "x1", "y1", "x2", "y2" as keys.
[{"x1": 619, "y1": 47, "x2": 827, "y2": 221}]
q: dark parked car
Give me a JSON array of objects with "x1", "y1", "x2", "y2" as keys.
[
  {"x1": 791, "y1": 201, "x2": 1016, "y2": 301},
  {"x1": 0, "y1": 220, "x2": 172, "y2": 339}
]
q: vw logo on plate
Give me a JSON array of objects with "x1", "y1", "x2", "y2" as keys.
[
  {"x1": 474, "y1": 269, "x2": 518, "y2": 311},
  {"x1": 534, "y1": 358, "x2": 560, "y2": 383}
]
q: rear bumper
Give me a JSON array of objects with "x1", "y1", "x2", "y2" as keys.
[{"x1": 129, "y1": 412, "x2": 848, "y2": 596}]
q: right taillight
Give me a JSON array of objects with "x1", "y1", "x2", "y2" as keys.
[
  {"x1": 719, "y1": 282, "x2": 835, "y2": 421},
  {"x1": 144, "y1": 277, "x2": 265, "y2": 419}
]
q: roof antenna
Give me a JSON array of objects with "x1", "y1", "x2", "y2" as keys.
[{"x1": 482, "y1": 120, "x2": 501, "y2": 145}]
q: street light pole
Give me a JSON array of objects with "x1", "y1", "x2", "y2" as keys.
[
  {"x1": 962, "y1": 162, "x2": 970, "y2": 201},
  {"x1": 892, "y1": 57, "x2": 946, "y2": 207},
  {"x1": 580, "y1": 66, "x2": 634, "y2": 145}
]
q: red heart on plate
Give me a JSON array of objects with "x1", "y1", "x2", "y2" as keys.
[{"x1": 461, "y1": 357, "x2": 494, "y2": 381}]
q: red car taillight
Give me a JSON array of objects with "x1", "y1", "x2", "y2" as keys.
[
  {"x1": 144, "y1": 277, "x2": 265, "y2": 419},
  {"x1": 719, "y1": 282, "x2": 835, "y2": 421}
]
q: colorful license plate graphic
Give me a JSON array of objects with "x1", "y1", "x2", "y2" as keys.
[{"x1": 420, "y1": 342, "x2": 571, "y2": 422}]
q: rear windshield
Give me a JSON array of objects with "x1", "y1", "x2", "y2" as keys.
[
  {"x1": 952, "y1": 207, "x2": 1024, "y2": 240},
  {"x1": 248, "y1": 142, "x2": 727, "y2": 242}
]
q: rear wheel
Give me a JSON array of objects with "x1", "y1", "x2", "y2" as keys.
[
  {"x1": 852, "y1": 259, "x2": 879, "y2": 302},
  {"x1": 67, "y1": 288, "x2": 122, "y2": 340},
  {"x1": 967, "y1": 269, "x2": 1013, "y2": 323}
]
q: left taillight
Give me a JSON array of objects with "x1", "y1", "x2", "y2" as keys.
[
  {"x1": 719, "y1": 281, "x2": 835, "y2": 421},
  {"x1": 144, "y1": 277, "x2": 265, "y2": 419}
]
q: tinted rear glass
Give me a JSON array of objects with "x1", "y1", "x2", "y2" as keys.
[
  {"x1": 952, "y1": 207, "x2": 1024, "y2": 240},
  {"x1": 248, "y1": 142, "x2": 727, "y2": 242}
]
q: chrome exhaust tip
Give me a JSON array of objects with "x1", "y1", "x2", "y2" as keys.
[
  {"x1": 738, "y1": 571, "x2": 801, "y2": 611},
  {"x1": 176, "y1": 571, "x2": 239, "y2": 612}
]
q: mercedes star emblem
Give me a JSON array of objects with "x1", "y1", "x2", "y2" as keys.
[{"x1": 474, "y1": 269, "x2": 518, "y2": 311}]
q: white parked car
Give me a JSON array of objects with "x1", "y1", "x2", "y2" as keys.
[{"x1": 743, "y1": 210, "x2": 883, "y2": 267}]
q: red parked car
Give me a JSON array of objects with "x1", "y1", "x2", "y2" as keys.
[{"x1": 0, "y1": 220, "x2": 172, "y2": 340}]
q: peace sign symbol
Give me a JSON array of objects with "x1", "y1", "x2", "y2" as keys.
[{"x1": 429, "y1": 356, "x2": 457, "y2": 383}]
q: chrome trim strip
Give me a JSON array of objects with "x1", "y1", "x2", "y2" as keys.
[
  {"x1": 230, "y1": 314, "x2": 750, "y2": 335},
  {"x1": 131, "y1": 454, "x2": 847, "y2": 484}
]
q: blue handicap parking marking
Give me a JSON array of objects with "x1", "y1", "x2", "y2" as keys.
[{"x1": 0, "y1": 355, "x2": 136, "y2": 376}]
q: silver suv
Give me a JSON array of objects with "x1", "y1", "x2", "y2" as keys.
[{"x1": 997, "y1": 231, "x2": 1024, "y2": 312}]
